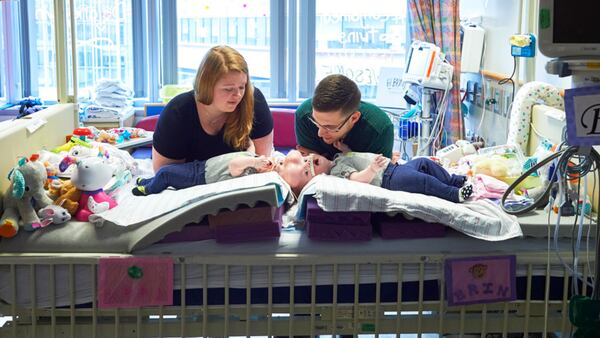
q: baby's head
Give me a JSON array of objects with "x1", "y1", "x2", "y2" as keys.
[{"x1": 274, "y1": 150, "x2": 332, "y2": 196}]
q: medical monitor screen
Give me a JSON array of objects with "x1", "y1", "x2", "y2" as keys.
[
  {"x1": 538, "y1": 0, "x2": 600, "y2": 57},
  {"x1": 553, "y1": 0, "x2": 600, "y2": 44}
]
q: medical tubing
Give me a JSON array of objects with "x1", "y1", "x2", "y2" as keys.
[
  {"x1": 501, "y1": 145, "x2": 600, "y2": 298},
  {"x1": 498, "y1": 56, "x2": 517, "y2": 99},
  {"x1": 500, "y1": 148, "x2": 565, "y2": 215},
  {"x1": 500, "y1": 146, "x2": 598, "y2": 215},
  {"x1": 587, "y1": 174, "x2": 597, "y2": 291}
]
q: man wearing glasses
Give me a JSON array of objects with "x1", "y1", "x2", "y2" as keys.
[{"x1": 295, "y1": 74, "x2": 394, "y2": 160}]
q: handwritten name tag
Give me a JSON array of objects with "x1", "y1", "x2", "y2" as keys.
[{"x1": 445, "y1": 255, "x2": 516, "y2": 306}]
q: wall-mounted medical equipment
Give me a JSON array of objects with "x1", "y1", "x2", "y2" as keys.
[
  {"x1": 539, "y1": 0, "x2": 600, "y2": 86},
  {"x1": 510, "y1": 34, "x2": 536, "y2": 58},
  {"x1": 402, "y1": 41, "x2": 454, "y2": 91},
  {"x1": 460, "y1": 24, "x2": 485, "y2": 73},
  {"x1": 506, "y1": 1, "x2": 600, "y2": 333},
  {"x1": 400, "y1": 41, "x2": 454, "y2": 157}
]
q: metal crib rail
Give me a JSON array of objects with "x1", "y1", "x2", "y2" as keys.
[{"x1": 0, "y1": 252, "x2": 589, "y2": 337}]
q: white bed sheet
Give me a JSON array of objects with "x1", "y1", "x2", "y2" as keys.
[
  {"x1": 89, "y1": 171, "x2": 290, "y2": 227},
  {"x1": 297, "y1": 175, "x2": 523, "y2": 241}
]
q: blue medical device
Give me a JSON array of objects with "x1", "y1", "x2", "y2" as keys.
[{"x1": 510, "y1": 34, "x2": 536, "y2": 57}]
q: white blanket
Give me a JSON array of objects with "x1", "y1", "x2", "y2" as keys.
[
  {"x1": 298, "y1": 175, "x2": 523, "y2": 241},
  {"x1": 89, "y1": 172, "x2": 290, "y2": 227}
]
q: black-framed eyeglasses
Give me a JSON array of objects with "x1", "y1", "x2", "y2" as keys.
[{"x1": 308, "y1": 113, "x2": 354, "y2": 133}]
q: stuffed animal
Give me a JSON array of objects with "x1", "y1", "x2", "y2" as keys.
[
  {"x1": 0, "y1": 156, "x2": 54, "y2": 237},
  {"x1": 36, "y1": 204, "x2": 71, "y2": 229},
  {"x1": 60, "y1": 156, "x2": 117, "y2": 222},
  {"x1": 49, "y1": 179, "x2": 82, "y2": 216}
]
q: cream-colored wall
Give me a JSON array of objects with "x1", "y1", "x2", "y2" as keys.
[
  {"x1": 0, "y1": 104, "x2": 78, "y2": 193},
  {"x1": 461, "y1": 0, "x2": 521, "y2": 76},
  {"x1": 461, "y1": 0, "x2": 571, "y2": 88},
  {"x1": 460, "y1": 0, "x2": 571, "y2": 145}
]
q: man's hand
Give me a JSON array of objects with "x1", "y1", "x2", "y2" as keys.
[{"x1": 333, "y1": 140, "x2": 351, "y2": 153}]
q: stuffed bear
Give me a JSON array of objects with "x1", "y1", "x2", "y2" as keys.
[
  {"x1": 49, "y1": 179, "x2": 82, "y2": 216},
  {"x1": 0, "y1": 157, "x2": 54, "y2": 237}
]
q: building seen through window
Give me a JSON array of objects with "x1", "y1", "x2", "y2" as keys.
[
  {"x1": 31, "y1": 0, "x2": 57, "y2": 101},
  {"x1": 316, "y1": 0, "x2": 407, "y2": 99},
  {"x1": 4, "y1": 0, "x2": 408, "y2": 104},
  {"x1": 0, "y1": 4, "x2": 5, "y2": 102},
  {"x1": 32, "y1": 0, "x2": 133, "y2": 103},
  {"x1": 176, "y1": 0, "x2": 271, "y2": 95}
]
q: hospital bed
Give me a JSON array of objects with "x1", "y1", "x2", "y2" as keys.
[{"x1": 0, "y1": 104, "x2": 592, "y2": 337}]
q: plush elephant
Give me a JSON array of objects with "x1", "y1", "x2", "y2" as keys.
[{"x1": 0, "y1": 158, "x2": 54, "y2": 238}]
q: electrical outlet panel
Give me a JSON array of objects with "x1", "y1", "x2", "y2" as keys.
[
  {"x1": 486, "y1": 87, "x2": 495, "y2": 111},
  {"x1": 494, "y1": 88, "x2": 502, "y2": 115},
  {"x1": 474, "y1": 82, "x2": 483, "y2": 107},
  {"x1": 504, "y1": 92, "x2": 513, "y2": 117},
  {"x1": 466, "y1": 80, "x2": 474, "y2": 102},
  {"x1": 484, "y1": 79, "x2": 492, "y2": 104}
]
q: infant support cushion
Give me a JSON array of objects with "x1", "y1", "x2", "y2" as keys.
[
  {"x1": 373, "y1": 213, "x2": 446, "y2": 239},
  {"x1": 305, "y1": 197, "x2": 372, "y2": 241},
  {"x1": 213, "y1": 204, "x2": 284, "y2": 243}
]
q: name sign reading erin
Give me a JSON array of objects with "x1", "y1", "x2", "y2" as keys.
[
  {"x1": 564, "y1": 86, "x2": 600, "y2": 146},
  {"x1": 445, "y1": 255, "x2": 516, "y2": 306}
]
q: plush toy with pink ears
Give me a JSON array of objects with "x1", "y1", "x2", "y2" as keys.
[
  {"x1": 36, "y1": 204, "x2": 72, "y2": 228},
  {"x1": 59, "y1": 155, "x2": 118, "y2": 222}
]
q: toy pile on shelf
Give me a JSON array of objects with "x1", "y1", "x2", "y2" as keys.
[
  {"x1": 71, "y1": 126, "x2": 148, "y2": 145},
  {"x1": 0, "y1": 130, "x2": 143, "y2": 237}
]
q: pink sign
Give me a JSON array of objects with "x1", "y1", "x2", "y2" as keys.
[
  {"x1": 445, "y1": 255, "x2": 516, "y2": 306},
  {"x1": 98, "y1": 257, "x2": 173, "y2": 308}
]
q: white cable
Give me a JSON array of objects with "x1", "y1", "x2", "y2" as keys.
[
  {"x1": 551, "y1": 161, "x2": 588, "y2": 287},
  {"x1": 476, "y1": 69, "x2": 487, "y2": 134},
  {"x1": 417, "y1": 86, "x2": 449, "y2": 155}
]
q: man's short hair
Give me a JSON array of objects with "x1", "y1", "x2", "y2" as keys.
[{"x1": 312, "y1": 74, "x2": 361, "y2": 116}]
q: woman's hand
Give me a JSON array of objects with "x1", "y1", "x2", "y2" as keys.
[{"x1": 246, "y1": 139, "x2": 256, "y2": 153}]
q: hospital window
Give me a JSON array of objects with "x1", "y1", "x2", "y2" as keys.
[
  {"x1": 2, "y1": 0, "x2": 409, "y2": 105},
  {"x1": 315, "y1": 0, "x2": 408, "y2": 99},
  {"x1": 0, "y1": 4, "x2": 5, "y2": 103},
  {"x1": 17, "y1": 0, "x2": 132, "y2": 103},
  {"x1": 175, "y1": 0, "x2": 272, "y2": 95}
]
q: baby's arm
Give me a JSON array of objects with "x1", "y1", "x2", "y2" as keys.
[
  {"x1": 391, "y1": 151, "x2": 401, "y2": 164},
  {"x1": 228, "y1": 156, "x2": 274, "y2": 177},
  {"x1": 348, "y1": 154, "x2": 387, "y2": 184}
]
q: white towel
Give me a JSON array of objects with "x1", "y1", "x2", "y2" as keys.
[
  {"x1": 298, "y1": 175, "x2": 523, "y2": 241},
  {"x1": 89, "y1": 172, "x2": 290, "y2": 227}
]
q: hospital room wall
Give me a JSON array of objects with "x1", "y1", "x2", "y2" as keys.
[{"x1": 460, "y1": 0, "x2": 570, "y2": 147}]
